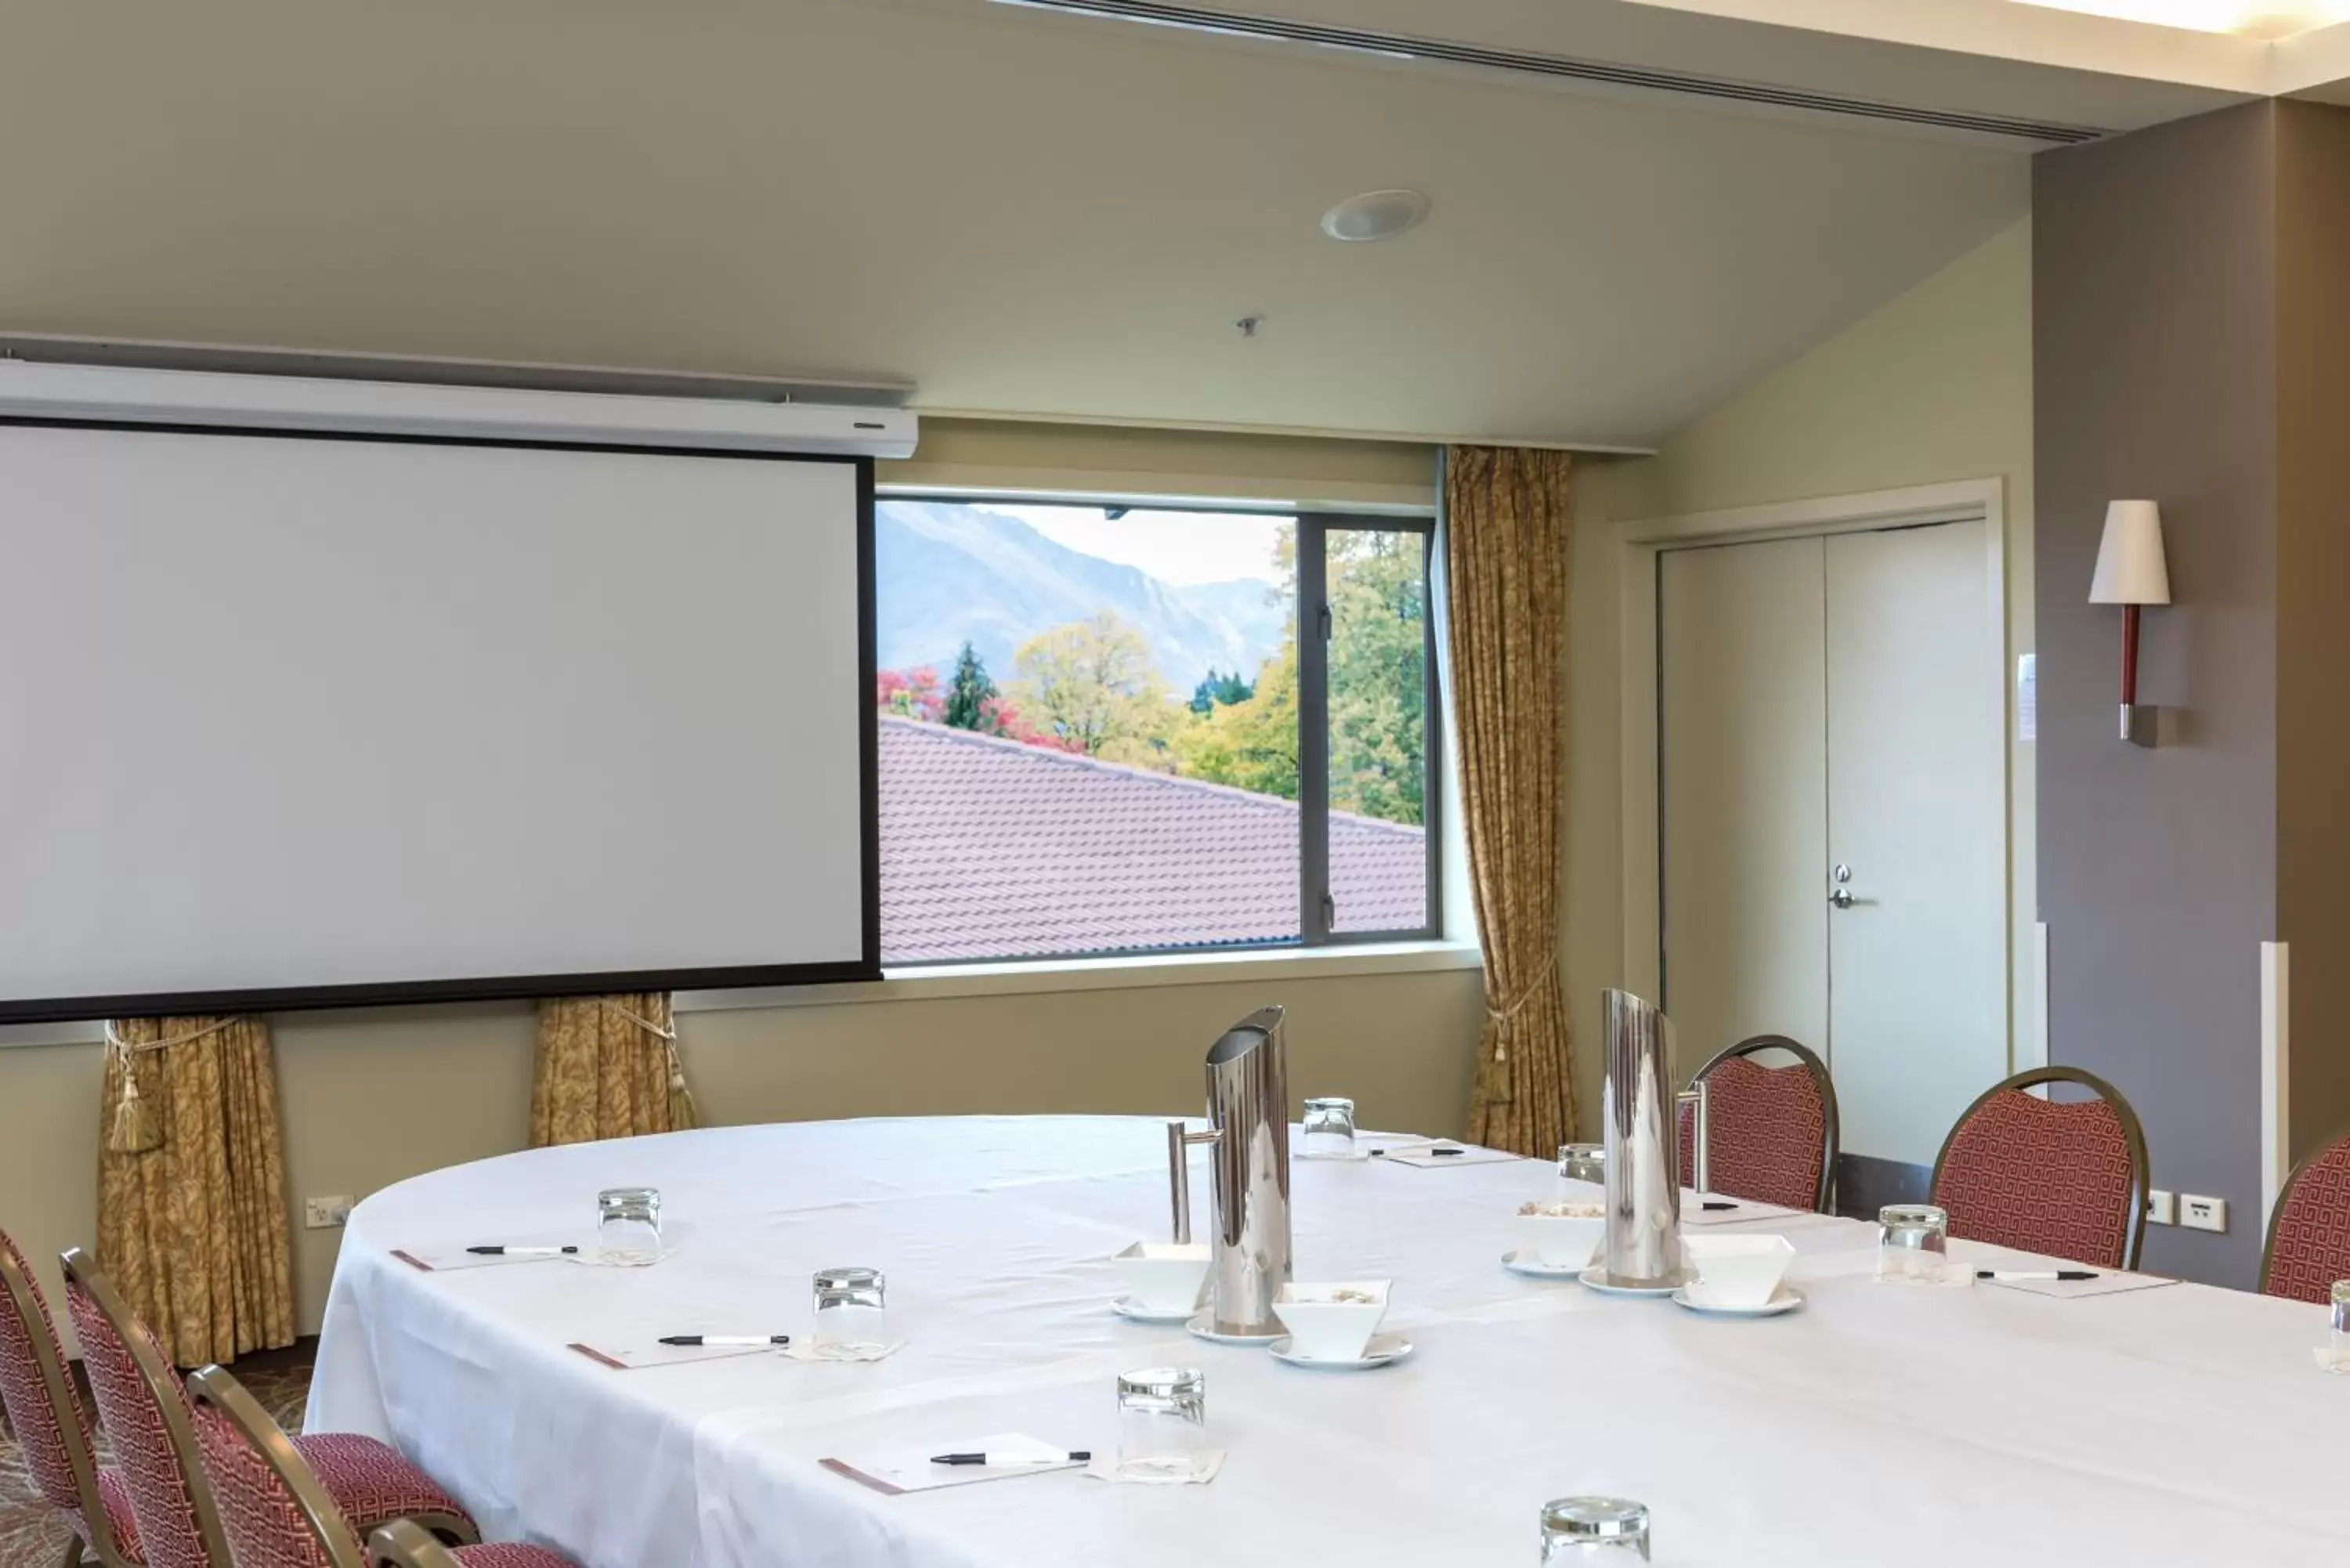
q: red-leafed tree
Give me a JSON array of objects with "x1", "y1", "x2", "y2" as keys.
[{"x1": 876, "y1": 666, "x2": 943, "y2": 722}]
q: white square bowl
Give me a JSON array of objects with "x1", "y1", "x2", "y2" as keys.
[
  {"x1": 1680, "y1": 1234, "x2": 1796, "y2": 1309},
  {"x1": 1271, "y1": 1281, "x2": 1392, "y2": 1362},
  {"x1": 1111, "y1": 1242, "x2": 1213, "y2": 1314},
  {"x1": 1516, "y1": 1208, "x2": 1607, "y2": 1269}
]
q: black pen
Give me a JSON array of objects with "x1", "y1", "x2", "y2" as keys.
[
  {"x1": 1426, "y1": 1146, "x2": 1466, "y2": 1157},
  {"x1": 465, "y1": 1245, "x2": 579, "y2": 1256},
  {"x1": 931, "y1": 1450, "x2": 1090, "y2": 1465},
  {"x1": 1976, "y1": 1270, "x2": 2099, "y2": 1283},
  {"x1": 1701, "y1": 1201, "x2": 1738, "y2": 1212},
  {"x1": 656, "y1": 1334, "x2": 790, "y2": 1347}
]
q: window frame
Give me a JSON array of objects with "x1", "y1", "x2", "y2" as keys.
[
  {"x1": 1296, "y1": 511, "x2": 1444, "y2": 948},
  {"x1": 873, "y1": 490, "x2": 1444, "y2": 966}
]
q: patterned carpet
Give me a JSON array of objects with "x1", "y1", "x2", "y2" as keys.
[{"x1": 0, "y1": 1338, "x2": 316, "y2": 1567}]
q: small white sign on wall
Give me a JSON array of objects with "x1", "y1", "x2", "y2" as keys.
[{"x1": 2016, "y1": 652, "x2": 2037, "y2": 742}]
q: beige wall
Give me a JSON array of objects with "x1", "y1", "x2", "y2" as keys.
[
  {"x1": 0, "y1": 966, "x2": 1484, "y2": 1339},
  {"x1": 1563, "y1": 219, "x2": 2037, "y2": 1131}
]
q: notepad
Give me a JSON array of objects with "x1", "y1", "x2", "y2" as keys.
[
  {"x1": 391, "y1": 1241, "x2": 582, "y2": 1272},
  {"x1": 1976, "y1": 1270, "x2": 2178, "y2": 1300},
  {"x1": 567, "y1": 1339, "x2": 781, "y2": 1371},
  {"x1": 1376, "y1": 1144, "x2": 1523, "y2": 1169},
  {"x1": 821, "y1": 1434, "x2": 1085, "y2": 1495}
]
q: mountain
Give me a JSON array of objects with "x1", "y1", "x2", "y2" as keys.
[{"x1": 876, "y1": 500, "x2": 1289, "y2": 694}]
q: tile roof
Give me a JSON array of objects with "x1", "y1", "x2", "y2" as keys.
[{"x1": 878, "y1": 716, "x2": 1429, "y2": 963}]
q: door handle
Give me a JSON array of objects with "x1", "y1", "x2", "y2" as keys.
[{"x1": 1829, "y1": 887, "x2": 1856, "y2": 909}]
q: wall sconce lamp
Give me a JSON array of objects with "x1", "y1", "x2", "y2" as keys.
[{"x1": 2089, "y1": 500, "x2": 2170, "y2": 746}]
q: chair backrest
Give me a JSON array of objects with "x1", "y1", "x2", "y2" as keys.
[
  {"x1": 0, "y1": 1229, "x2": 127, "y2": 1563},
  {"x1": 1676, "y1": 1035, "x2": 1838, "y2": 1212},
  {"x1": 365, "y1": 1519, "x2": 464, "y2": 1568},
  {"x1": 186, "y1": 1364, "x2": 367, "y2": 1568},
  {"x1": 2261, "y1": 1132, "x2": 2350, "y2": 1303},
  {"x1": 1929, "y1": 1067, "x2": 2149, "y2": 1270},
  {"x1": 60, "y1": 1245, "x2": 236, "y2": 1568}
]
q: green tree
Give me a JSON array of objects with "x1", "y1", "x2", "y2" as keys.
[
  {"x1": 942, "y1": 641, "x2": 997, "y2": 732},
  {"x1": 1010, "y1": 612, "x2": 1177, "y2": 762},
  {"x1": 1325, "y1": 529, "x2": 1426, "y2": 826},
  {"x1": 1189, "y1": 667, "x2": 1254, "y2": 714}
]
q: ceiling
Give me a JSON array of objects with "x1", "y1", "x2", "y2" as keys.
[{"x1": 0, "y1": 0, "x2": 2081, "y2": 445}]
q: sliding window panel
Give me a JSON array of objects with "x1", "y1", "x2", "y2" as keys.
[{"x1": 1312, "y1": 519, "x2": 1438, "y2": 938}]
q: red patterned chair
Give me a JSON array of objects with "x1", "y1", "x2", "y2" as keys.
[
  {"x1": 58, "y1": 1248, "x2": 479, "y2": 1568},
  {"x1": 1675, "y1": 1036, "x2": 1838, "y2": 1212},
  {"x1": 0, "y1": 1230, "x2": 141, "y2": 1567},
  {"x1": 187, "y1": 1367, "x2": 577, "y2": 1568},
  {"x1": 2261, "y1": 1133, "x2": 2350, "y2": 1303},
  {"x1": 365, "y1": 1519, "x2": 573, "y2": 1568},
  {"x1": 1929, "y1": 1067, "x2": 2149, "y2": 1270}
]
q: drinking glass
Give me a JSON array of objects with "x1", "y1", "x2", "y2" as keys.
[
  {"x1": 1115, "y1": 1366, "x2": 1209, "y2": 1479},
  {"x1": 1877, "y1": 1203, "x2": 1950, "y2": 1284},
  {"x1": 1540, "y1": 1497, "x2": 1651, "y2": 1562},
  {"x1": 1557, "y1": 1143, "x2": 1606, "y2": 1193},
  {"x1": 595, "y1": 1187, "x2": 663, "y2": 1266},
  {"x1": 2328, "y1": 1281, "x2": 2350, "y2": 1374},
  {"x1": 1302, "y1": 1097, "x2": 1358, "y2": 1159},
  {"x1": 812, "y1": 1266, "x2": 888, "y2": 1354}
]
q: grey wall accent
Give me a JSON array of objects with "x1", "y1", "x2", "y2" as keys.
[
  {"x1": 2275, "y1": 101, "x2": 2350, "y2": 1165},
  {"x1": 2035, "y1": 101, "x2": 2278, "y2": 1288}
]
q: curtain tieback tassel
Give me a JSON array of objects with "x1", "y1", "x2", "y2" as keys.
[
  {"x1": 108, "y1": 1064, "x2": 164, "y2": 1154},
  {"x1": 666, "y1": 1046, "x2": 701, "y2": 1133}
]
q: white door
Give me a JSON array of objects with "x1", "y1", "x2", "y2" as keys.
[
  {"x1": 1658, "y1": 519, "x2": 2004, "y2": 1169},
  {"x1": 1658, "y1": 537, "x2": 1829, "y2": 1071},
  {"x1": 1824, "y1": 522, "x2": 2005, "y2": 1165}
]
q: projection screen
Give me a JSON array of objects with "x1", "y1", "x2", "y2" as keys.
[{"x1": 0, "y1": 420, "x2": 877, "y2": 1021}]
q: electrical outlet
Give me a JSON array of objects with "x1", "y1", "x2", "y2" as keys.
[
  {"x1": 302, "y1": 1195, "x2": 354, "y2": 1230},
  {"x1": 2181, "y1": 1194, "x2": 2228, "y2": 1234},
  {"x1": 2146, "y1": 1190, "x2": 2176, "y2": 1225}
]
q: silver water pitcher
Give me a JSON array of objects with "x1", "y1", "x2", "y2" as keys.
[
  {"x1": 1599, "y1": 988, "x2": 1689, "y2": 1289},
  {"x1": 1166, "y1": 1005, "x2": 1293, "y2": 1338}
]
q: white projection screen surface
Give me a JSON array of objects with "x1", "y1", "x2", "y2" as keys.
[{"x1": 0, "y1": 421, "x2": 877, "y2": 1021}]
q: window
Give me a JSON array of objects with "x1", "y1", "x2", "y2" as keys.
[{"x1": 873, "y1": 497, "x2": 1439, "y2": 964}]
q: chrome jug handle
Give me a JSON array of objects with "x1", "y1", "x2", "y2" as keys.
[
  {"x1": 1676, "y1": 1081, "x2": 1711, "y2": 1198},
  {"x1": 1166, "y1": 1120, "x2": 1222, "y2": 1244}
]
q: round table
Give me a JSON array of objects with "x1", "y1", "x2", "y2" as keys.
[{"x1": 311, "y1": 1116, "x2": 2347, "y2": 1566}]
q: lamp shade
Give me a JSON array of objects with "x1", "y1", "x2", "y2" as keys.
[{"x1": 2088, "y1": 500, "x2": 2170, "y2": 606}]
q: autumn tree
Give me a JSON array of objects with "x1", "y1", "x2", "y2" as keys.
[
  {"x1": 1009, "y1": 612, "x2": 1177, "y2": 763},
  {"x1": 875, "y1": 666, "x2": 942, "y2": 722},
  {"x1": 1171, "y1": 641, "x2": 1298, "y2": 798}
]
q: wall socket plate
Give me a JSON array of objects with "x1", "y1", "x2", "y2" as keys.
[
  {"x1": 2180, "y1": 1194, "x2": 2228, "y2": 1234},
  {"x1": 2146, "y1": 1190, "x2": 2176, "y2": 1225},
  {"x1": 302, "y1": 1195, "x2": 354, "y2": 1230}
]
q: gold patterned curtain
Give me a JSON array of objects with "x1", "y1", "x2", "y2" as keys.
[
  {"x1": 529, "y1": 994, "x2": 696, "y2": 1147},
  {"x1": 97, "y1": 1016, "x2": 296, "y2": 1367},
  {"x1": 1443, "y1": 446, "x2": 1576, "y2": 1155}
]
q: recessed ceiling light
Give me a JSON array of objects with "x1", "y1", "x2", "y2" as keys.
[{"x1": 1321, "y1": 190, "x2": 1431, "y2": 244}]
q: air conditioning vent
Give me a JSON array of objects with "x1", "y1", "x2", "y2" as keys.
[{"x1": 997, "y1": 0, "x2": 2107, "y2": 146}]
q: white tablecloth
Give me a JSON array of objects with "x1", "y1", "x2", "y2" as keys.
[{"x1": 310, "y1": 1116, "x2": 2348, "y2": 1566}]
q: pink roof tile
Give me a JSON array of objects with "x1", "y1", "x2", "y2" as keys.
[{"x1": 878, "y1": 717, "x2": 1428, "y2": 963}]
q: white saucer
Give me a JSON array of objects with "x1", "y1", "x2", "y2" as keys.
[
  {"x1": 1268, "y1": 1331, "x2": 1414, "y2": 1370},
  {"x1": 1112, "y1": 1295, "x2": 1198, "y2": 1325},
  {"x1": 1186, "y1": 1312, "x2": 1286, "y2": 1346},
  {"x1": 1670, "y1": 1284, "x2": 1804, "y2": 1317},
  {"x1": 1502, "y1": 1248, "x2": 1589, "y2": 1280},
  {"x1": 1578, "y1": 1264, "x2": 1690, "y2": 1299}
]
